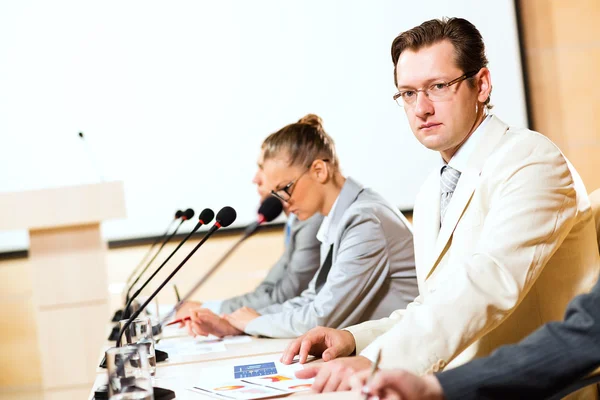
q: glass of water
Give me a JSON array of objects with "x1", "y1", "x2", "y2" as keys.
[
  {"x1": 106, "y1": 344, "x2": 154, "y2": 400},
  {"x1": 119, "y1": 316, "x2": 157, "y2": 375}
]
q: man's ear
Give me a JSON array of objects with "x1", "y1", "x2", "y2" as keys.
[{"x1": 477, "y1": 67, "x2": 492, "y2": 105}]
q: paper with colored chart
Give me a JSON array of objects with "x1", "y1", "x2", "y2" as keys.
[
  {"x1": 188, "y1": 359, "x2": 314, "y2": 399},
  {"x1": 243, "y1": 374, "x2": 314, "y2": 392}
]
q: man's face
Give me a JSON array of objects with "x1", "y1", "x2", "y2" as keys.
[
  {"x1": 396, "y1": 40, "x2": 486, "y2": 159},
  {"x1": 252, "y1": 150, "x2": 271, "y2": 201}
]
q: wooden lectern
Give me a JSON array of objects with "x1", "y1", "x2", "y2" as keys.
[{"x1": 0, "y1": 182, "x2": 126, "y2": 400}]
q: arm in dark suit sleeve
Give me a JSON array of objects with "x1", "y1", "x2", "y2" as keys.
[
  {"x1": 219, "y1": 215, "x2": 322, "y2": 314},
  {"x1": 437, "y1": 279, "x2": 600, "y2": 400}
]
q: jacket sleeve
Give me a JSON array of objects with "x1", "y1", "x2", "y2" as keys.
[
  {"x1": 245, "y1": 211, "x2": 401, "y2": 338},
  {"x1": 437, "y1": 279, "x2": 600, "y2": 400},
  {"x1": 219, "y1": 216, "x2": 321, "y2": 314}
]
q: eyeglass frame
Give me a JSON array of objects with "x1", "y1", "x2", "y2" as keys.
[
  {"x1": 392, "y1": 69, "x2": 480, "y2": 107},
  {"x1": 270, "y1": 159, "x2": 330, "y2": 202}
]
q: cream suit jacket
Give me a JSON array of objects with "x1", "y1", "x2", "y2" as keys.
[{"x1": 346, "y1": 115, "x2": 600, "y2": 374}]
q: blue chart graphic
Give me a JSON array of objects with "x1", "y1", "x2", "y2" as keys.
[{"x1": 234, "y1": 362, "x2": 278, "y2": 378}]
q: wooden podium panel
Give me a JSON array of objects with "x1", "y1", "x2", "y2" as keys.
[
  {"x1": 29, "y1": 224, "x2": 109, "y2": 307},
  {"x1": 0, "y1": 181, "x2": 125, "y2": 231},
  {"x1": 0, "y1": 182, "x2": 126, "y2": 400},
  {"x1": 36, "y1": 303, "x2": 109, "y2": 387}
]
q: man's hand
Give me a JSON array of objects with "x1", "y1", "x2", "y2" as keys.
[
  {"x1": 295, "y1": 356, "x2": 372, "y2": 393},
  {"x1": 223, "y1": 307, "x2": 260, "y2": 331},
  {"x1": 349, "y1": 369, "x2": 445, "y2": 400},
  {"x1": 280, "y1": 327, "x2": 356, "y2": 364},
  {"x1": 186, "y1": 308, "x2": 243, "y2": 338},
  {"x1": 174, "y1": 300, "x2": 202, "y2": 321}
]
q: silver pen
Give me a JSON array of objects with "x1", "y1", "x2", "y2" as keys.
[{"x1": 362, "y1": 349, "x2": 382, "y2": 400}]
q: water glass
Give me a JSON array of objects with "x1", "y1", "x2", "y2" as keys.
[
  {"x1": 106, "y1": 344, "x2": 154, "y2": 400},
  {"x1": 119, "y1": 316, "x2": 157, "y2": 375}
]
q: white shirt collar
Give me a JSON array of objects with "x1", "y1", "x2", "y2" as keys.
[
  {"x1": 442, "y1": 114, "x2": 491, "y2": 173},
  {"x1": 316, "y1": 195, "x2": 340, "y2": 245}
]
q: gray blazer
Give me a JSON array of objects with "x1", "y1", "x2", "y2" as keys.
[
  {"x1": 245, "y1": 177, "x2": 419, "y2": 338},
  {"x1": 437, "y1": 277, "x2": 600, "y2": 400},
  {"x1": 218, "y1": 213, "x2": 323, "y2": 314}
]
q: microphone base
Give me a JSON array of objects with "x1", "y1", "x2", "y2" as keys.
[
  {"x1": 108, "y1": 324, "x2": 120, "y2": 341},
  {"x1": 94, "y1": 384, "x2": 175, "y2": 400},
  {"x1": 109, "y1": 322, "x2": 162, "y2": 341},
  {"x1": 99, "y1": 349, "x2": 169, "y2": 368},
  {"x1": 155, "y1": 348, "x2": 168, "y2": 362},
  {"x1": 111, "y1": 309, "x2": 124, "y2": 322},
  {"x1": 152, "y1": 323, "x2": 162, "y2": 337}
]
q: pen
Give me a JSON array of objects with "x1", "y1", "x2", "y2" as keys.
[
  {"x1": 362, "y1": 349, "x2": 382, "y2": 400},
  {"x1": 166, "y1": 316, "x2": 190, "y2": 326},
  {"x1": 173, "y1": 284, "x2": 181, "y2": 302}
]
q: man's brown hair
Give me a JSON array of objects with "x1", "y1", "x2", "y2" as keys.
[{"x1": 391, "y1": 17, "x2": 492, "y2": 108}]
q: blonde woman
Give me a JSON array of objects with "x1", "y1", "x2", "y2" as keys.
[{"x1": 187, "y1": 114, "x2": 418, "y2": 338}]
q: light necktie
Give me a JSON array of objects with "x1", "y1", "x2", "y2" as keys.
[{"x1": 440, "y1": 165, "x2": 461, "y2": 223}]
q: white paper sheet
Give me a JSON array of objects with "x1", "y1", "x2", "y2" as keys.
[{"x1": 188, "y1": 356, "x2": 313, "y2": 399}]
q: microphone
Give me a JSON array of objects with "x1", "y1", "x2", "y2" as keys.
[
  {"x1": 102, "y1": 206, "x2": 236, "y2": 363},
  {"x1": 107, "y1": 209, "x2": 206, "y2": 340},
  {"x1": 111, "y1": 210, "x2": 184, "y2": 322},
  {"x1": 99, "y1": 203, "x2": 277, "y2": 398},
  {"x1": 125, "y1": 209, "x2": 183, "y2": 285},
  {"x1": 243, "y1": 196, "x2": 284, "y2": 236},
  {"x1": 167, "y1": 197, "x2": 283, "y2": 317},
  {"x1": 120, "y1": 209, "x2": 215, "y2": 324},
  {"x1": 123, "y1": 209, "x2": 194, "y2": 310}
]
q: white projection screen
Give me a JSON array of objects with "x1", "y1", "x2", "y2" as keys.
[{"x1": 0, "y1": 1, "x2": 528, "y2": 252}]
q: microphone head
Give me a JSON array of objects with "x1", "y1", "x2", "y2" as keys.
[
  {"x1": 175, "y1": 210, "x2": 184, "y2": 219},
  {"x1": 183, "y1": 208, "x2": 195, "y2": 220},
  {"x1": 215, "y1": 206, "x2": 237, "y2": 228},
  {"x1": 258, "y1": 197, "x2": 284, "y2": 222},
  {"x1": 198, "y1": 208, "x2": 215, "y2": 224}
]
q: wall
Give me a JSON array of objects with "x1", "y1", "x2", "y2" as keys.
[{"x1": 518, "y1": 0, "x2": 600, "y2": 191}]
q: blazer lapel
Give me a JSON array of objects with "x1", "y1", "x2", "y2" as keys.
[
  {"x1": 425, "y1": 170, "x2": 479, "y2": 279},
  {"x1": 424, "y1": 115, "x2": 509, "y2": 279}
]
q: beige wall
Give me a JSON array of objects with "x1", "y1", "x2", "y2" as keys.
[{"x1": 518, "y1": 0, "x2": 600, "y2": 191}]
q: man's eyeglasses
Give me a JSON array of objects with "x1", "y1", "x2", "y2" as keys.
[
  {"x1": 393, "y1": 70, "x2": 479, "y2": 108},
  {"x1": 270, "y1": 159, "x2": 330, "y2": 202}
]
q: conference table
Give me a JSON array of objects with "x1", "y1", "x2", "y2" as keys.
[{"x1": 88, "y1": 322, "x2": 359, "y2": 399}]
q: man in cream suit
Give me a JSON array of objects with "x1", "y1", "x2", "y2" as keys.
[{"x1": 280, "y1": 17, "x2": 600, "y2": 393}]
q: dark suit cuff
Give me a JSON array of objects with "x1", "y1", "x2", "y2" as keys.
[{"x1": 435, "y1": 368, "x2": 481, "y2": 400}]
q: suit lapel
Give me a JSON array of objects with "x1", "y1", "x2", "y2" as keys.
[
  {"x1": 423, "y1": 115, "x2": 509, "y2": 280},
  {"x1": 425, "y1": 170, "x2": 479, "y2": 279}
]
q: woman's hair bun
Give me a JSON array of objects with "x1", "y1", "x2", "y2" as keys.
[{"x1": 297, "y1": 114, "x2": 323, "y2": 130}]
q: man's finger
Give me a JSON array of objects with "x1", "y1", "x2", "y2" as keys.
[
  {"x1": 322, "y1": 346, "x2": 341, "y2": 362},
  {"x1": 321, "y1": 367, "x2": 346, "y2": 393},
  {"x1": 367, "y1": 371, "x2": 408, "y2": 399},
  {"x1": 299, "y1": 337, "x2": 314, "y2": 364},
  {"x1": 281, "y1": 338, "x2": 301, "y2": 364},
  {"x1": 336, "y1": 367, "x2": 355, "y2": 392},
  {"x1": 348, "y1": 369, "x2": 370, "y2": 391},
  {"x1": 295, "y1": 365, "x2": 321, "y2": 380},
  {"x1": 310, "y1": 366, "x2": 331, "y2": 393}
]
